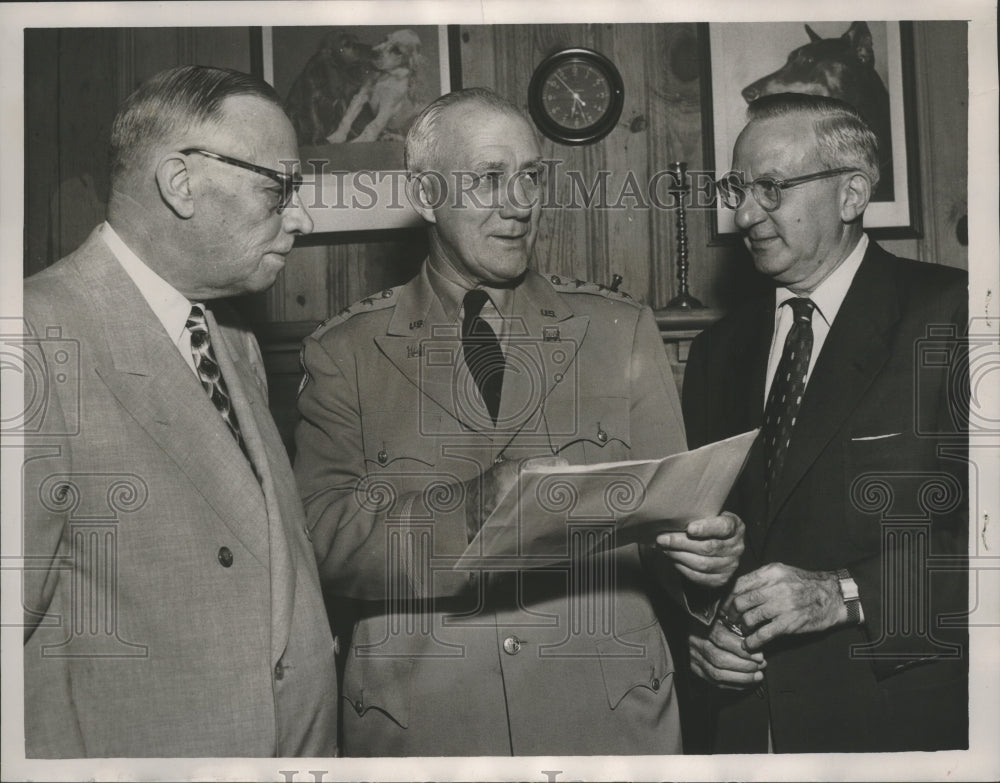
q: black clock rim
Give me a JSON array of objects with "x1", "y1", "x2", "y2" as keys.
[{"x1": 528, "y1": 47, "x2": 625, "y2": 146}]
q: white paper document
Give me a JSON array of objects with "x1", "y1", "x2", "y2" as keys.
[{"x1": 455, "y1": 429, "x2": 758, "y2": 569}]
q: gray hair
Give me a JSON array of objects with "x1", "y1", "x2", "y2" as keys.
[
  {"x1": 746, "y1": 92, "x2": 881, "y2": 190},
  {"x1": 404, "y1": 87, "x2": 526, "y2": 174},
  {"x1": 109, "y1": 65, "x2": 282, "y2": 188}
]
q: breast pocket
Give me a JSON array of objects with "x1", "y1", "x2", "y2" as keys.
[{"x1": 553, "y1": 396, "x2": 631, "y2": 465}]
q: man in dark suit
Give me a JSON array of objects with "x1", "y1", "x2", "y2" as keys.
[
  {"x1": 682, "y1": 93, "x2": 968, "y2": 752},
  {"x1": 294, "y1": 87, "x2": 744, "y2": 756},
  {"x1": 21, "y1": 66, "x2": 338, "y2": 757}
]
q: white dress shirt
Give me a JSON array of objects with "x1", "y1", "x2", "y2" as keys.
[
  {"x1": 100, "y1": 222, "x2": 199, "y2": 376},
  {"x1": 763, "y1": 233, "x2": 868, "y2": 407}
]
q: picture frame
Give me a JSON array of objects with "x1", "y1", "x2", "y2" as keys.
[
  {"x1": 700, "y1": 21, "x2": 922, "y2": 242},
  {"x1": 251, "y1": 25, "x2": 460, "y2": 232}
]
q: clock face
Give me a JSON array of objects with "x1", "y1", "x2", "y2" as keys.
[
  {"x1": 541, "y1": 61, "x2": 613, "y2": 130},
  {"x1": 529, "y1": 48, "x2": 625, "y2": 145}
]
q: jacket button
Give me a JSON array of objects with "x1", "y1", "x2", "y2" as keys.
[
  {"x1": 596, "y1": 427, "x2": 608, "y2": 443},
  {"x1": 502, "y1": 636, "x2": 522, "y2": 655},
  {"x1": 274, "y1": 661, "x2": 284, "y2": 680},
  {"x1": 651, "y1": 677, "x2": 660, "y2": 691},
  {"x1": 354, "y1": 700, "x2": 364, "y2": 715},
  {"x1": 377, "y1": 449, "x2": 388, "y2": 465},
  {"x1": 217, "y1": 547, "x2": 233, "y2": 567}
]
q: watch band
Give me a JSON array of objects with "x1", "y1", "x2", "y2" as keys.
[{"x1": 836, "y1": 568, "x2": 863, "y2": 625}]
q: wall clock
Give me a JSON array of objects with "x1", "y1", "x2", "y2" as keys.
[{"x1": 528, "y1": 47, "x2": 625, "y2": 145}]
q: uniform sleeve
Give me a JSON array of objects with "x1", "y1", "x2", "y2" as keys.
[{"x1": 294, "y1": 333, "x2": 472, "y2": 601}]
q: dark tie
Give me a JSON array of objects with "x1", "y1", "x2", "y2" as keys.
[
  {"x1": 186, "y1": 305, "x2": 246, "y2": 450},
  {"x1": 761, "y1": 297, "x2": 815, "y2": 497},
  {"x1": 462, "y1": 289, "x2": 505, "y2": 424}
]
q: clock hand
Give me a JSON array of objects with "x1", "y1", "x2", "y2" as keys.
[{"x1": 553, "y1": 73, "x2": 584, "y2": 104}]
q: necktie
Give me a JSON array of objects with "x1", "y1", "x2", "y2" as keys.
[
  {"x1": 761, "y1": 297, "x2": 815, "y2": 496},
  {"x1": 462, "y1": 289, "x2": 505, "y2": 424},
  {"x1": 186, "y1": 305, "x2": 246, "y2": 451}
]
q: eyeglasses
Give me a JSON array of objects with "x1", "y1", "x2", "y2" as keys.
[
  {"x1": 181, "y1": 148, "x2": 303, "y2": 212},
  {"x1": 461, "y1": 167, "x2": 542, "y2": 208},
  {"x1": 716, "y1": 167, "x2": 857, "y2": 212}
]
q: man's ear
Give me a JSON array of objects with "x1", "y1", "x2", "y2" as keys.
[
  {"x1": 840, "y1": 172, "x2": 871, "y2": 224},
  {"x1": 406, "y1": 172, "x2": 441, "y2": 224},
  {"x1": 155, "y1": 153, "x2": 195, "y2": 219}
]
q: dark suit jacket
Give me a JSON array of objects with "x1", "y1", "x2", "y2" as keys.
[
  {"x1": 682, "y1": 241, "x2": 968, "y2": 752},
  {"x1": 21, "y1": 228, "x2": 339, "y2": 757}
]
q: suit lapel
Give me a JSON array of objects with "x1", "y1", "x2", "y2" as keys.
[
  {"x1": 74, "y1": 237, "x2": 270, "y2": 567},
  {"x1": 501, "y1": 271, "x2": 589, "y2": 441},
  {"x1": 767, "y1": 246, "x2": 899, "y2": 521},
  {"x1": 374, "y1": 269, "x2": 465, "y2": 423},
  {"x1": 721, "y1": 299, "x2": 774, "y2": 557},
  {"x1": 210, "y1": 309, "x2": 295, "y2": 664}
]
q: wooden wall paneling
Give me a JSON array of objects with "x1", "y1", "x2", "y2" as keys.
[
  {"x1": 24, "y1": 29, "x2": 61, "y2": 277},
  {"x1": 193, "y1": 27, "x2": 252, "y2": 73},
  {"x1": 278, "y1": 244, "x2": 331, "y2": 322},
  {"x1": 599, "y1": 23, "x2": 654, "y2": 302},
  {"x1": 457, "y1": 25, "x2": 497, "y2": 90},
  {"x1": 50, "y1": 28, "x2": 117, "y2": 263},
  {"x1": 648, "y1": 23, "x2": 712, "y2": 308},
  {"x1": 911, "y1": 21, "x2": 968, "y2": 269}
]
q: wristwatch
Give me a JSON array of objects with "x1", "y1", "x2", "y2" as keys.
[{"x1": 836, "y1": 569, "x2": 864, "y2": 625}]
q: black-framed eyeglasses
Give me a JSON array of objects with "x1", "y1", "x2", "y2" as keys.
[
  {"x1": 181, "y1": 148, "x2": 303, "y2": 212},
  {"x1": 716, "y1": 167, "x2": 857, "y2": 212}
]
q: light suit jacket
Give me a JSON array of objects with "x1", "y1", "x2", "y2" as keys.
[
  {"x1": 21, "y1": 228, "x2": 338, "y2": 758},
  {"x1": 295, "y1": 265, "x2": 689, "y2": 756},
  {"x1": 683, "y1": 243, "x2": 968, "y2": 752}
]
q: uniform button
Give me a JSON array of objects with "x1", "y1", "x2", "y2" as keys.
[
  {"x1": 354, "y1": 700, "x2": 364, "y2": 714},
  {"x1": 651, "y1": 677, "x2": 660, "y2": 691},
  {"x1": 274, "y1": 661, "x2": 284, "y2": 680},
  {"x1": 596, "y1": 427, "x2": 608, "y2": 443},
  {"x1": 377, "y1": 449, "x2": 388, "y2": 465},
  {"x1": 502, "y1": 636, "x2": 522, "y2": 655},
  {"x1": 217, "y1": 547, "x2": 233, "y2": 567}
]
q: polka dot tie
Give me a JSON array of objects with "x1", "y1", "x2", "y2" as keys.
[
  {"x1": 186, "y1": 305, "x2": 246, "y2": 451},
  {"x1": 462, "y1": 289, "x2": 505, "y2": 425},
  {"x1": 762, "y1": 297, "x2": 815, "y2": 499}
]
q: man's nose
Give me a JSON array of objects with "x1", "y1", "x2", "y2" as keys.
[
  {"x1": 282, "y1": 191, "x2": 314, "y2": 235},
  {"x1": 733, "y1": 190, "x2": 766, "y2": 231},
  {"x1": 498, "y1": 175, "x2": 537, "y2": 220}
]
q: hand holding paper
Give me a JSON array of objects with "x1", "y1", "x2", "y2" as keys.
[
  {"x1": 455, "y1": 429, "x2": 757, "y2": 570},
  {"x1": 655, "y1": 512, "x2": 745, "y2": 587}
]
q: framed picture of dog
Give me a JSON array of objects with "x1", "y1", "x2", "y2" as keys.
[
  {"x1": 702, "y1": 21, "x2": 922, "y2": 241},
  {"x1": 253, "y1": 25, "x2": 459, "y2": 232}
]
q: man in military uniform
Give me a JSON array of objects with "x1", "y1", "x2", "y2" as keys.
[{"x1": 294, "y1": 87, "x2": 743, "y2": 756}]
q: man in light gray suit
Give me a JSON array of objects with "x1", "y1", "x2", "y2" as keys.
[{"x1": 21, "y1": 65, "x2": 338, "y2": 757}]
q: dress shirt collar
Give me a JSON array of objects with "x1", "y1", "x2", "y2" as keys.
[
  {"x1": 774, "y1": 232, "x2": 868, "y2": 326},
  {"x1": 425, "y1": 252, "x2": 514, "y2": 324},
  {"x1": 100, "y1": 221, "x2": 193, "y2": 347}
]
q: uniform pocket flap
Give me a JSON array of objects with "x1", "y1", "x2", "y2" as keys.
[
  {"x1": 343, "y1": 657, "x2": 414, "y2": 728},
  {"x1": 596, "y1": 622, "x2": 673, "y2": 710}
]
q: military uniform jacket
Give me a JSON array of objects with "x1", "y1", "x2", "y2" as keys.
[
  {"x1": 683, "y1": 243, "x2": 968, "y2": 752},
  {"x1": 21, "y1": 228, "x2": 339, "y2": 757},
  {"x1": 295, "y1": 265, "x2": 689, "y2": 756}
]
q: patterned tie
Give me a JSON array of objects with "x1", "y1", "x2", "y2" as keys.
[
  {"x1": 762, "y1": 297, "x2": 815, "y2": 497},
  {"x1": 186, "y1": 305, "x2": 246, "y2": 450},
  {"x1": 462, "y1": 289, "x2": 505, "y2": 424}
]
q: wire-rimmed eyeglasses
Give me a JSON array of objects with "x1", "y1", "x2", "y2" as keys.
[
  {"x1": 716, "y1": 167, "x2": 857, "y2": 212},
  {"x1": 181, "y1": 148, "x2": 303, "y2": 212}
]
